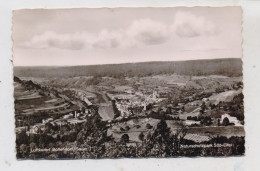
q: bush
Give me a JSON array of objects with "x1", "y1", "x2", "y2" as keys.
[
  {"x1": 125, "y1": 126, "x2": 130, "y2": 131},
  {"x1": 136, "y1": 125, "x2": 141, "y2": 129},
  {"x1": 146, "y1": 123, "x2": 153, "y2": 129},
  {"x1": 222, "y1": 117, "x2": 230, "y2": 126},
  {"x1": 121, "y1": 134, "x2": 129, "y2": 143},
  {"x1": 139, "y1": 132, "x2": 144, "y2": 141}
]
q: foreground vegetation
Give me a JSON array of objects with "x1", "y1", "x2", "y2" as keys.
[{"x1": 16, "y1": 114, "x2": 244, "y2": 159}]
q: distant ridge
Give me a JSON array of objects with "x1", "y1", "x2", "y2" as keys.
[
  {"x1": 14, "y1": 58, "x2": 240, "y2": 68},
  {"x1": 14, "y1": 58, "x2": 242, "y2": 78}
]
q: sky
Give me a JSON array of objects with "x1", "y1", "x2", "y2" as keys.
[{"x1": 13, "y1": 7, "x2": 242, "y2": 66}]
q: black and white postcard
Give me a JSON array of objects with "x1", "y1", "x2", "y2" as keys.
[{"x1": 12, "y1": 7, "x2": 244, "y2": 159}]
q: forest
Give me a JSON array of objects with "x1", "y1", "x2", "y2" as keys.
[{"x1": 14, "y1": 58, "x2": 242, "y2": 78}]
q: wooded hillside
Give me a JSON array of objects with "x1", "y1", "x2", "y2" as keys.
[{"x1": 14, "y1": 58, "x2": 242, "y2": 78}]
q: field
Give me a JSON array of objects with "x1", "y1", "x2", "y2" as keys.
[{"x1": 98, "y1": 103, "x2": 115, "y2": 121}]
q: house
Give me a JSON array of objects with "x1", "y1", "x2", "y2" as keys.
[
  {"x1": 178, "y1": 103, "x2": 185, "y2": 106},
  {"x1": 202, "y1": 98, "x2": 209, "y2": 102},
  {"x1": 29, "y1": 123, "x2": 45, "y2": 134},
  {"x1": 67, "y1": 118, "x2": 86, "y2": 125},
  {"x1": 42, "y1": 117, "x2": 54, "y2": 124},
  {"x1": 126, "y1": 142, "x2": 138, "y2": 147},
  {"x1": 54, "y1": 120, "x2": 68, "y2": 127},
  {"x1": 185, "y1": 120, "x2": 201, "y2": 126},
  {"x1": 63, "y1": 113, "x2": 74, "y2": 119},
  {"x1": 15, "y1": 126, "x2": 27, "y2": 134}
]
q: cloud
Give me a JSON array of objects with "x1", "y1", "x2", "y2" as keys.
[
  {"x1": 172, "y1": 11, "x2": 218, "y2": 37},
  {"x1": 21, "y1": 13, "x2": 219, "y2": 50},
  {"x1": 127, "y1": 18, "x2": 169, "y2": 45},
  {"x1": 93, "y1": 29, "x2": 123, "y2": 48},
  {"x1": 22, "y1": 18, "x2": 171, "y2": 50},
  {"x1": 23, "y1": 31, "x2": 95, "y2": 50}
]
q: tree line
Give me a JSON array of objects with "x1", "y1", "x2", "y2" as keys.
[{"x1": 14, "y1": 58, "x2": 242, "y2": 78}]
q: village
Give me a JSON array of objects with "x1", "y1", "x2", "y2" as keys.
[{"x1": 14, "y1": 72, "x2": 244, "y2": 151}]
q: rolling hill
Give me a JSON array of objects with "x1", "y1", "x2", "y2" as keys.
[{"x1": 14, "y1": 58, "x2": 242, "y2": 78}]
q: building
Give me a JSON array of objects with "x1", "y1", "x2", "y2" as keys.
[
  {"x1": 63, "y1": 113, "x2": 74, "y2": 119},
  {"x1": 42, "y1": 117, "x2": 54, "y2": 124},
  {"x1": 67, "y1": 118, "x2": 86, "y2": 125},
  {"x1": 15, "y1": 126, "x2": 27, "y2": 134},
  {"x1": 29, "y1": 123, "x2": 45, "y2": 134}
]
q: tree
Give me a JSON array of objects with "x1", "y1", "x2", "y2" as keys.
[
  {"x1": 222, "y1": 117, "x2": 230, "y2": 126},
  {"x1": 217, "y1": 119, "x2": 220, "y2": 126},
  {"x1": 125, "y1": 126, "x2": 130, "y2": 131},
  {"x1": 19, "y1": 144, "x2": 28, "y2": 158},
  {"x1": 152, "y1": 120, "x2": 171, "y2": 145},
  {"x1": 29, "y1": 142, "x2": 37, "y2": 150},
  {"x1": 200, "y1": 102, "x2": 206, "y2": 114},
  {"x1": 211, "y1": 103, "x2": 216, "y2": 110},
  {"x1": 166, "y1": 107, "x2": 172, "y2": 114},
  {"x1": 173, "y1": 122, "x2": 187, "y2": 150},
  {"x1": 139, "y1": 132, "x2": 145, "y2": 141},
  {"x1": 16, "y1": 130, "x2": 28, "y2": 146},
  {"x1": 200, "y1": 116, "x2": 212, "y2": 126},
  {"x1": 146, "y1": 123, "x2": 153, "y2": 129},
  {"x1": 146, "y1": 131, "x2": 152, "y2": 140},
  {"x1": 121, "y1": 134, "x2": 129, "y2": 143}
]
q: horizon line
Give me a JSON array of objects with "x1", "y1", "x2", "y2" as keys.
[{"x1": 13, "y1": 57, "x2": 241, "y2": 68}]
